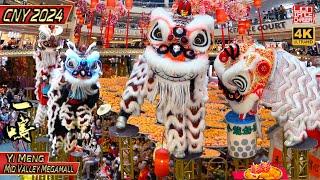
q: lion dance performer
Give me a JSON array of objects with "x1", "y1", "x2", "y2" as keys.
[
  {"x1": 116, "y1": 3, "x2": 214, "y2": 158},
  {"x1": 33, "y1": 25, "x2": 63, "y2": 127},
  {"x1": 47, "y1": 41, "x2": 102, "y2": 155},
  {"x1": 214, "y1": 41, "x2": 320, "y2": 147}
]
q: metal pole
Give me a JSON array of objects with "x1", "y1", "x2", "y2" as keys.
[
  {"x1": 257, "y1": 8, "x2": 265, "y2": 42},
  {"x1": 125, "y1": 11, "x2": 130, "y2": 49}
]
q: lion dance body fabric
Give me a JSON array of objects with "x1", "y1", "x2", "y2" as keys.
[
  {"x1": 33, "y1": 25, "x2": 63, "y2": 127},
  {"x1": 47, "y1": 41, "x2": 102, "y2": 155},
  {"x1": 116, "y1": 6, "x2": 214, "y2": 158},
  {"x1": 214, "y1": 42, "x2": 320, "y2": 147}
]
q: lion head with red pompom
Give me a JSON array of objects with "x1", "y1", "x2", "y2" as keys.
[{"x1": 214, "y1": 43, "x2": 275, "y2": 119}]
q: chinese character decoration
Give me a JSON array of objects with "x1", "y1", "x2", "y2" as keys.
[
  {"x1": 6, "y1": 101, "x2": 36, "y2": 143},
  {"x1": 293, "y1": 5, "x2": 315, "y2": 24}
]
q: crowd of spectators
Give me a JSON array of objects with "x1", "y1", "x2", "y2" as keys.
[
  {"x1": 71, "y1": 107, "x2": 157, "y2": 180},
  {"x1": 0, "y1": 87, "x2": 26, "y2": 143}
]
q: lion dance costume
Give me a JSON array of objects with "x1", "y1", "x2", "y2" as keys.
[
  {"x1": 47, "y1": 41, "x2": 102, "y2": 155},
  {"x1": 33, "y1": 25, "x2": 63, "y2": 127},
  {"x1": 214, "y1": 42, "x2": 320, "y2": 147},
  {"x1": 116, "y1": 4, "x2": 214, "y2": 158}
]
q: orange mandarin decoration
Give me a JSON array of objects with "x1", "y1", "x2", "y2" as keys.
[{"x1": 99, "y1": 77, "x2": 275, "y2": 148}]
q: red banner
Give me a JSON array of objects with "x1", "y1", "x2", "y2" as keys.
[
  {"x1": 271, "y1": 148, "x2": 283, "y2": 165},
  {"x1": 308, "y1": 153, "x2": 320, "y2": 177},
  {"x1": 0, "y1": 5, "x2": 72, "y2": 25},
  {"x1": 0, "y1": 152, "x2": 79, "y2": 175}
]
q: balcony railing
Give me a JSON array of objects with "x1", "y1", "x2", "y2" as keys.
[{"x1": 0, "y1": 48, "x2": 218, "y2": 57}]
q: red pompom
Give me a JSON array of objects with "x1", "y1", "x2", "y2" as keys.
[
  {"x1": 256, "y1": 60, "x2": 271, "y2": 76},
  {"x1": 219, "y1": 51, "x2": 229, "y2": 63}
]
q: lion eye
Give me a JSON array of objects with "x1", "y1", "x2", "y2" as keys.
[
  {"x1": 66, "y1": 59, "x2": 77, "y2": 69},
  {"x1": 150, "y1": 23, "x2": 163, "y2": 41}
]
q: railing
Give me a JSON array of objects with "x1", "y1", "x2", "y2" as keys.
[
  {"x1": 0, "y1": 48, "x2": 218, "y2": 57},
  {"x1": 133, "y1": 1, "x2": 174, "y2": 8}
]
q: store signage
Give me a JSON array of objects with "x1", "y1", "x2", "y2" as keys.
[
  {"x1": 0, "y1": 152, "x2": 79, "y2": 175},
  {"x1": 292, "y1": 27, "x2": 315, "y2": 46},
  {"x1": 293, "y1": 5, "x2": 315, "y2": 24},
  {"x1": 0, "y1": 5, "x2": 72, "y2": 25},
  {"x1": 228, "y1": 21, "x2": 286, "y2": 34}
]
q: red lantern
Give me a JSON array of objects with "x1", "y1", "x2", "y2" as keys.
[
  {"x1": 87, "y1": 23, "x2": 92, "y2": 29},
  {"x1": 245, "y1": 19, "x2": 251, "y2": 29},
  {"x1": 238, "y1": 20, "x2": 246, "y2": 27},
  {"x1": 105, "y1": 25, "x2": 114, "y2": 41},
  {"x1": 74, "y1": 36, "x2": 80, "y2": 43},
  {"x1": 125, "y1": 0, "x2": 133, "y2": 10},
  {"x1": 215, "y1": 8, "x2": 227, "y2": 24},
  {"x1": 76, "y1": 9, "x2": 81, "y2": 16},
  {"x1": 154, "y1": 148, "x2": 169, "y2": 177},
  {"x1": 79, "y1": 17, "x2": 84, "y2": 25},
  {"x1": 90, "y1": 0, "x2": 99, "y2": 10},
  {"x1": 107, "y1": 0, "x2": 116, "y2": 8},
  {"x1": 238, "y1": 26, "x2": 246, "y2": 35},
  {"x1": 253, "y1": 0, "x2": 262, "y2": 8}
]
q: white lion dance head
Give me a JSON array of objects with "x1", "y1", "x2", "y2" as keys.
[
  {"x1": 116, "y1": 2, "x2": 214, "y2": 158},
  {"x1": 145, "y1": 7, "x2": 213, "y2": 83},
  {"x1": 33, "y1": 25, "x2": 63, "y2": 127},
  {"x1": 214, "y1": 42, "x2": 320, "y2": 147}
]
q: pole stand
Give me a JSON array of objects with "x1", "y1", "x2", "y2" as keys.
[
  {"x1": 173, "y1": 152, "x2": 202, "y2": 180},
  {"x1": 109, "y1": 124, "x2": 139, "y2": 179},
  {"x1": 232, "y1": 157, "x2": 251, "y2": 171},
  {"x1": 286, "y1": 137, "x2": 317, "y2": 179}
]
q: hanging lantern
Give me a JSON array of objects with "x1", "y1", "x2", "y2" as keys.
[
  {"x1": 125, "y1": 0, "x2": 133, "y2": 10},
  {"x1": 76, "y1": 9, "x2": 82, "y2": 17},
  {"x1": 107, "y1": 0, "x2": 116, "y2": 8},
  {"x1": 245, "y1": 19, "x2": 251, "y2": 29},
  {"x1": 105, "y1": 25, "x2": 114, "y2": 41},
  {"x1": 79, "y1": 17, "x2": 84, "y2": 25},
  {"x1": 238, "y1": 24, "x2": 246, "y2": 35},
  {"x1": 90, "y1": 0, "x2": 99, "y2": 10},
  {"x1": 253, "y1": 0, "x2": 262, "y2": 8},
  {"x1": 238, "y1": 20, "x2": 246, "y2": 27},
  {"x1": 215, "y1": 8, "x2": 227, "y2": 24},
  {"x1": 154, "y1": 148, "x2": 170, "y2": 177},
  {"x1": 87, "y1": 23, "x2": 92, "y2": 29}
]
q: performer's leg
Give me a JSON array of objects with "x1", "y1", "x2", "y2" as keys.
[
  {"x1": 165, "y1": 112, "x2": 187, "y2": 158},
  {"x1": 185, "y1": 103, "x2": 205, "y2": 154}
]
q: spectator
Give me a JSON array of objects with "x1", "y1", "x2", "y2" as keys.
[
  {"x1": 274, "y1": 7, "x2": 279, "y2": 20},
  {"x1": 92, "y1": 118, "x2": 103, "y2": 139},
  {"x1": 82, "y1": 138, "x2": 102, "y2": 180},
  {"x1": 82, "y1": 133, "x2": 91, "y2": 150},
  {"x1": 0, "y1": 107, "x2": 10, "y2": 124},
  {"x1": 280, "y1": 5, "x2": 286, "y2": 20}
]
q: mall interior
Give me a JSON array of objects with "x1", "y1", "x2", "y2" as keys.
[{"x1": 0, "y1": 0, "x2": 320, "y2": 180}]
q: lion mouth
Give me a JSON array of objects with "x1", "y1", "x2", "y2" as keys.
[
  {"x1": 218, "y1": 78, "x2": 244, "y2": 102},
  {"x1": 153, "y1": 67, "x2": 196, "y2": 82}
]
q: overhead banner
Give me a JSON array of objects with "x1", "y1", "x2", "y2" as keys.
[
  {"x1": 0, "y1": 5, "x2": 72, "y2": 25},
  {"x1": 292, "y1": 27, "x2": 315, "y2": 46}
]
